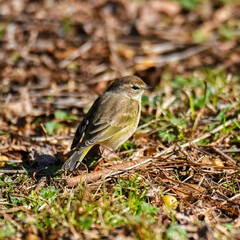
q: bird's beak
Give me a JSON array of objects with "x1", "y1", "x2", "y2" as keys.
[{"x1": 144, "y1": 85, "x2": 154, "y2": 90}]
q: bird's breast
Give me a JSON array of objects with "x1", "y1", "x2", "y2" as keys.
[{"x1": 102, "y1": 102, "x2": 141, "y2": 150}]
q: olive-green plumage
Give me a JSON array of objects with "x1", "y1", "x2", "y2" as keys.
[{"x1": 62, "y1": 76, "x2": 149, "y2": 171}]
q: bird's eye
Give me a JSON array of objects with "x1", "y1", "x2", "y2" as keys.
[{"x1": 132, "y1": 85, "x2": 139, "y2": 90}]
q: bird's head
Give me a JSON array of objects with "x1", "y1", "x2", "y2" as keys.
[{"x1": 107, "y1": 76, "x2": 151, "y2": 100}]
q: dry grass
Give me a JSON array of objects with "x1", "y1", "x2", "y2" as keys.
[{"x1": 0, "y1": 0, "x2": 240, "y2": 239}]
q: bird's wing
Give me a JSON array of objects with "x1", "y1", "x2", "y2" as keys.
[
  {"x1": 70, "y1": 115, "x2": 92, "y2": 149},
  {"x1": 71, "y1": 92, "x2": 139, "y2": 149},
  {"x1": 70, "y1": 97, "x2": 100, "y2": 149}
]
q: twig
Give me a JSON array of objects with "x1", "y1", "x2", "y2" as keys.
[
  {"x1": 66, "y1": 158, "x2": 151, "y2": 187},
  {"x1": 192, "y1": 107, "x2": 205, "y2": 135},
  {"x1": 0, "y1": 160, "x2": 22, "y2": 163},
  {"x1": 31, "y1": 136, "x2": 72, "y2": 142},
  {"x1": 213, "y1": 147, "x2": 237, "y2": 164},
  {"x1": 104, "y1": 15, "x2": 128, "y2": 75},
  {"x1": 0, "y1": 169, "x2": 26, "y2": 174},
  {"x1": 0, "y1": 207, "x2": 32, "y2": 214},
  {"x1": 230, "y1": 193, "x2": 240, "y2": 200},
  {"x1": 138, "y1": 96, "x2": 176, "y2": 130},
  {"x1": 65, "y1": 117, "x2": 237, "y2": 187},
  {"x1": 181, "y1": 118, "x2": 236, "y2": 148},
  {"x1": 142, "y1": 42, "x2": 181, "y2": 55},
  {"x1": 222, "y1": 149, "x2": 240, "y2": 153},
  {"x1": 11, "y1": 132, "x2": 72, "y2": 143},
  {"x1": 135, "y1": 45, "x2": 210, "y2": 67},
  {"x1": 176, "y1": 143, "x2": 195, "y2": 163},
  {"x1": 137, "y1": 118, "x2": 163, "y2": 130},
  {"x1": 59, "y1": 42, "x2": 93, "y2": 68}
]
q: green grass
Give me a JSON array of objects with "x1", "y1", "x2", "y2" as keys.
[
  {"x1": 0, "y1": 178, "x2": 144, "y2": 238},
  {"x1": 44, "y1": 110, "x2": 78, "y2": 135},
  {"x1": 140, "y1": 69, "x2": 240, "y2": 147},
  {"x1": 1, "y1": 173, "x2": 191, "y2": 239}
]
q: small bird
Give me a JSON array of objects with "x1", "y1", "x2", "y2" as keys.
[{"x1": 62, "y1": 76, "x2": 149, "y2": 171}]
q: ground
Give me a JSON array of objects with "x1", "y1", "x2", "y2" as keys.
[{"x1": 0, "y1": 0, "x2": 240, "y2": 239}]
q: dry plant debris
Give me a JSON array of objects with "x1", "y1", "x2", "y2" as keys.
[{"x1": 0, "y1": 0, "x2": 240, "y2": 239}]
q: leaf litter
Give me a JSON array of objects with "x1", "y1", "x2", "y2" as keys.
[{"x1": 0, "y1": 0, "x2": 240, "y2": 239}]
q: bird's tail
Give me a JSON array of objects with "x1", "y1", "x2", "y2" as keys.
[{"x1": 62, "y1": 146, "x2": 92, "y2": 171}]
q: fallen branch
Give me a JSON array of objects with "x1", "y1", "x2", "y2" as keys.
[
  {"x1": 66, "y1": 117, "x2": 237, "y2": 187},
  {"x1": 66, "y1": 158, "x2": 151, "y2": 187}
]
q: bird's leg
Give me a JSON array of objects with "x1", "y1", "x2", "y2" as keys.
[{"x1": 93, "y1": 157, "x2": 103, "y2": 172}]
